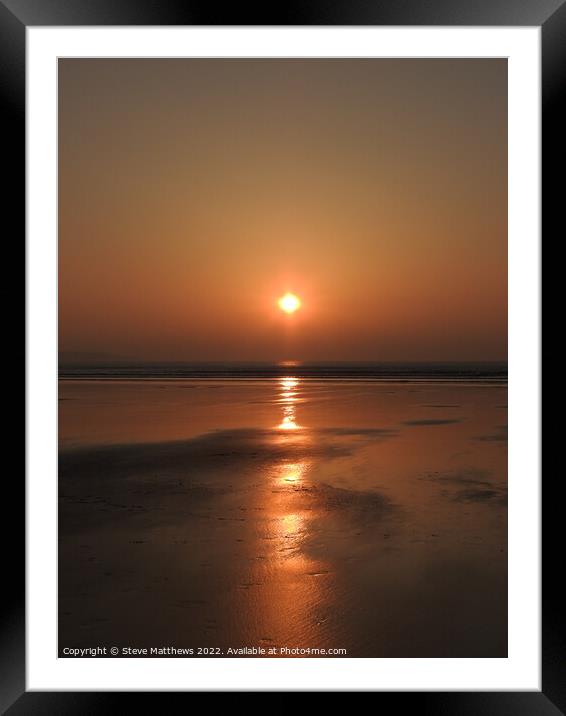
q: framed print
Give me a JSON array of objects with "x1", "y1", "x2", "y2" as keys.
[{"x1": 9, "y1": 0, "x2": 557, "y2": 709}]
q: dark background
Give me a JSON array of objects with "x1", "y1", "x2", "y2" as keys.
[{"x1": 5, "y1": 0, "x2": 558, "y2": 710}]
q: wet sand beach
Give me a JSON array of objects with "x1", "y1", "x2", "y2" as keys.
[{"x1": 59, "y1": 375, "x2": 507, "y2": 657}]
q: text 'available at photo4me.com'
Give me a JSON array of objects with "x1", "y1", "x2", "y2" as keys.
[{"x1": 61, "y1": 645, "x2": 349, "y2": 657}]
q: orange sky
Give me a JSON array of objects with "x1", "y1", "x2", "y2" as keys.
[{"x1": 59, "y1": 59, "x2": 507, "y2": 362}]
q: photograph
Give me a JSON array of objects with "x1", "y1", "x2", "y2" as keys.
[{"x1": 57, "y1": 58, "x2": 508, "y2": 659}]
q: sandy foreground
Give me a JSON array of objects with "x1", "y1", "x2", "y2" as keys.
[{"x1": 59, "y1": 378, "x2": 507, "y2": 657}]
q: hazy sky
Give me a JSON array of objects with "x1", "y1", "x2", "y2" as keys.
[{"x1": 59, "y1": 59, "x2": 507, "y2": 362}]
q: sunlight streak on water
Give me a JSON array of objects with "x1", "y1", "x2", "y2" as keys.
[{"x1": 277, "y1": 375, "x2": 301, "y2": 430}]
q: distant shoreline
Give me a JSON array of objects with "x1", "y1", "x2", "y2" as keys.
[{"x1": 58, "y1": 361, "x2": 507, "y2": 382}]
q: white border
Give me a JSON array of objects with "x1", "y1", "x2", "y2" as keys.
[{"x1": 27, "y1": 27, "x2": 541, "y2": 691}]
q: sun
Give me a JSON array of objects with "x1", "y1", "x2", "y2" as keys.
[{"x1": 278, "y1": 292, "x2": 301, "y2": 314}]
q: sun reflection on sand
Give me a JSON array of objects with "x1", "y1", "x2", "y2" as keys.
[
  {"x1": 229, "y1": 375, "x2": 334, "y2": 648},
  {"x1": 279, "y1": 512, "x2": 305, "y2": 538},
  {"x1": 278, "y1": 460, "x2": 309, "y2": 485},
  {"x1": 271, "y1": 377, "x2": 330, "y2": 572}
]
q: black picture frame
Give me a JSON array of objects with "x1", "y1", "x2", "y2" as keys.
[{"x1": 7, "y1": 0, "x2": 556, "y2": 710}]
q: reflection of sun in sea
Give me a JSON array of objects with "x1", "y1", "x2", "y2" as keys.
[
  {"x1": 279, "y1": 415, "x2": 298, "y2": 430},
  {"x1": 277, "y1": 375, "x2": 300, "y2": 430},
  {"x1": 281, "y1": 377, "x2": 298, "y2": 391},
  {"x1": 278, "y1": 293, "x2": 301, "y2": 314}
]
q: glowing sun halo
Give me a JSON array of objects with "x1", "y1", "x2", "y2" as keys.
[{"x1": 278, "y1": 293, "x2": 301, "y2": 314}]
